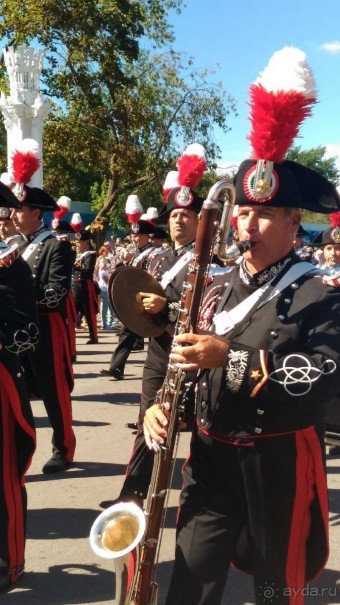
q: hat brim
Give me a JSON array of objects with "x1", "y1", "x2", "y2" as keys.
[
  {"x1": 21, "y1": 186, "x2": 59, "y2": 211},
  {"x1": 0, "y1": 182, "x2": 21, "y2": 209},
  {"x1": 235, "y1": 159, "x2": 340, "y2": 214}
]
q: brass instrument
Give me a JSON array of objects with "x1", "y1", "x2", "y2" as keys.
[
  {"x1": 89, "y1": 179, "x2": 238, "y2": 604},
  {"x1": 90, "y1": 502, "x2": 146, "y2": 604}
]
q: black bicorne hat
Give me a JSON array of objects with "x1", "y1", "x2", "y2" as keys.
[
  {"x1": 152, "y1": 226, "x2": 168, "y2": 240},
  {"x1": 321, "y1": 212, "x2": 340, "y2": 244},
  {"x1": 19, "y1": 185, "x2": 59, "y2": 211},
  {"x1": 157, "y1": 187, "x2": 204, "y2": 223},
  {"x1": 235, "y1": 159, "x2": 340, "y2": 214},
  {"x1": 75, "y1": 230, "x2": 92, "y2": 241},
  {"x1": 0, "y1": 181, "x2": 21, "y2": 209},
  {"x1": 296, "y1": 224, "x2": 309, "y2": 237},
  {"x1": 51, "y1": 218, "x2": 75, "y2": 234},
  {"x1": 130, "y1": 219, "x2": 160, "y2": 235}
]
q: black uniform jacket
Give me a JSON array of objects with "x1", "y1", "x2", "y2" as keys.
[
  {"x1": 0, "y1": 244, "x2": 39, "y2": 474},
  {"x1": 197, "y1": 252, "x2": 340, "y2": 438},
  {"x1": 147, "y1": 242, "x2": 195, "y2": 372},
  {"x1": 16, "y1": 226, "x2": 73, "y2": 315},
  {"x1": 73, "y1": 249, "x2": 97, "y2": 281}
]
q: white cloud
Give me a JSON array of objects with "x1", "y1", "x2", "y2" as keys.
[
  {"x1": 325, "y1": 144, "x2": 340, "y2": 170},
  {"x1": 215, "y1": 162, "x2": 240, "y2": 176},
  {"x1": 320, "y1": 41, "x2": 340, "y2": 53}
]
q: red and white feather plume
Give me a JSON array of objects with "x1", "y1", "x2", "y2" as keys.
[
  {"x1": 54, "y1": 195, "x2": 71, "y2": 221},
  {"x1": 330, "y1": 211, "x2": 340, "y2": 230},
  {"x1": 70, "y1": 213, "x2": 83, "y2": 233},
  {"x1": 11, "y1": 138, "x2": 41, "y2": 201},
  {"x1": 248, "y1": 47, "x2": 317, "y2": 162},
  {"x1": 140, "y1": 207, "x2": 158, "y2": 226},
  {"x1": 162, "y1": 171, "x2": 179, "y2": 202},
  {"x1": 125, "y1": 194, "x2": 144, "y2": 225},
  {"x1": 176, "y1": 143, "x2": 207, "y2": 188}
]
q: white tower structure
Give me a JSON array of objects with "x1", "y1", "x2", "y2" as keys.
[{"x1": 0, "y1": 45, "x2": 51, "y2": 188}]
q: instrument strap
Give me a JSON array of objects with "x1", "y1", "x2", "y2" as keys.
[
  {"x1": 22, "y1": 230, "x2": 54, "y2": 261},
  {"x1": 77, "y1": 249, "x2": 97, "y2": 260},
  {"x1": 160, "y1": 250, "x2": 193, "y2": 289},
  {"x1": 213, "y1": 261, "x2": 315, "y2": 337},
  {"x1": 131, "y1": 246, "x2": 152, "y2": 267}
]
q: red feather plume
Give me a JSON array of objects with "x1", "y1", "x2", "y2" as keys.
[
  {"x1": 248, "y1": 86, "x2": 316, "y2": 162},
  {"x1": 12, "y1": 151, "x2": 40, "y2": 185},
  {"x1": 176, "y1": 143, "x2": 207, "y2": 188},
  {"x1": 330, "y1": 211, "x2": 340, "y2": 229}
]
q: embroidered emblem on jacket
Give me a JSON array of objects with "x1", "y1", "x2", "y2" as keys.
[
  {"x1": 268, "y1": 354, "x2": 336, "y2": 396},
  {"x1": 5, "y1": 323, "x2": 39, "y2": 355},
  {"x1": 225, "y1": 349, "x2": 249, "y2": 393}
]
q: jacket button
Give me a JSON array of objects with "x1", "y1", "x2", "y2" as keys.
[
  {"x1": 202, "y1": 382, "x2": 207, "y2": 389},
  {"x1": 257, "y1": 408, "x2": 264, "y2": 415},
  {"x1": 270, "y1": 330, "x2": 278, "y2": 338},
  {"x1": 201, "y1": 401, "x2": 207, "y2": 410},
  {"x1": 278, "y1": 315, "x2": 285, "y2": 321},
  {"x1": 254, "y1": 427, "x2": 262, "y2": 434},
  {"x1": 284, "y1": 298, "x2": 291, "y2": 304},
  {"x1": 200, "y1": 419, "x2": 206, "y2": 426}
]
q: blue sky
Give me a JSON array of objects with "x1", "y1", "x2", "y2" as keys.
[{"x1": 167, "y1": 0, "x2": 340, "y2": 171}]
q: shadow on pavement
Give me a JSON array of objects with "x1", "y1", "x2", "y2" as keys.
[{"x1": 26, "y1": 460, "x2": 127, "y2": 483}]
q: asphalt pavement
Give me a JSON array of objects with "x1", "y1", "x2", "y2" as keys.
[{"x1": 2, "y1": 327, "x2": 340, "y2": 605}]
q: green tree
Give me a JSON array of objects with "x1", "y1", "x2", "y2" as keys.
[
  {"x1": 286, "y1": 145, "x2": 340, "y2": 224},
  {"x1": 0, "y1": 1, "x2": 237, "y2": 246}
]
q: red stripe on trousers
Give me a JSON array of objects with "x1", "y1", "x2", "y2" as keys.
[
  {"x1": 0, "y1": 370, "x2": 26, "y2": 581},
  {"x1": 48, "y1": 314, "x2": 75, "y2": 461},
  {"x1": 285, "y1": 426, "x2": 329, "y2": 604}
]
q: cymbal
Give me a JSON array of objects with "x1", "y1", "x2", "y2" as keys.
[{"x1": 109, "y1": 267, "x2": 168, "y2": 337}]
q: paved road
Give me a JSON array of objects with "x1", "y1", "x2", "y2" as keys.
[{"x1": 3, "y1": 328, "x2": 340, "y2": 604}]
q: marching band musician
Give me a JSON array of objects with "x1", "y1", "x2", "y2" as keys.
[
  {"x1": 71, "y1": 227, "x2": 99, "y2": 345},
  {"x1": 50, "y1": 210, "x2": 78, "y2": 363},
  {"x1": 144, "y1": 48, "x2": 340, "y2": 605},
  {"x1": 0, "y1": 182, "x2": 39, "y2": 592},
  {"x1": 320, "y1": 213, "x2": 340, "y2": 457},
  {"x1": 99, "y1": 196, "x2": 164, "y2": 380},
  {"x1": 100, "y1": 145, "x2": 208, "y2": 509},
  {"x1": 8, "y1": 140, "x2": 75, "y2": 475}
]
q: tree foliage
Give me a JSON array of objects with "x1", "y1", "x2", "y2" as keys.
[
  {"x1": 286, "y1": 145, "x2": 340, "y2": 185},
  {"x1": 286, "y1": 145, "x2": 340, "y2": 225},
  {"x1": 0, "y1": 1, "x2": 238, "y2": 244}
]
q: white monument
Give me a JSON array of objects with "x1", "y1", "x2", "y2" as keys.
[{"x1": 0, "y1": 45, "x2": 51, "y2": 188}]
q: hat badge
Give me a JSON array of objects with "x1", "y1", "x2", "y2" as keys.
[
  {"x1": 244, "y1": 160, "x2": 279, "y2": 202},
  {"x1": 332, "y1": 226, "x2": 340, "y2": 244},
  {"x1": 175, "y1": 186, "x2": 193, "y2": 207}
]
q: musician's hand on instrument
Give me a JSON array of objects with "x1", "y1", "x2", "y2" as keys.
[
  {"x1": 144, "y1": 404, "x2": 168, "y2": 449},
  {"x1": 171, "y1": 332, "x2": 229, "y2": 370},
  {"x1": 140, "y1": 292, "x2": 167, "y2": 314}
]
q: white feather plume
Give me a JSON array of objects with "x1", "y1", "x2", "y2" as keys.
[{"x1": 254, "y1": 46, "x2": 317, "y2": 98}]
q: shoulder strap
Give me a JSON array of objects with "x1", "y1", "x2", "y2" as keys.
[{"x1": 213, "y1": 261, "x2": 314, "y2": 336}]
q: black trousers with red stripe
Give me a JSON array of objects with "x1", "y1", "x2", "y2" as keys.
[
  {"x1": 0, "y1": 362, "x2": 35, "y2": 582},
  {"x1": 23, "y1": 314, "x2": 75, "y2": 461},
  {"x1": 166, "y1": 426, "x2": 328, "y2": 605}
]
